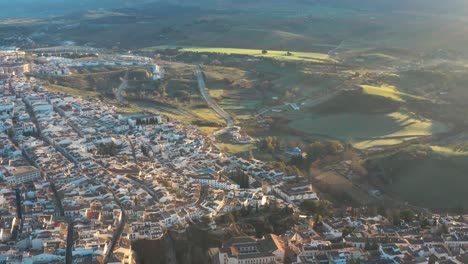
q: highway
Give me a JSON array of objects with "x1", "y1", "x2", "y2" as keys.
[{"x1": 195, "y1": 65, "x2": 234, "y2": 131}]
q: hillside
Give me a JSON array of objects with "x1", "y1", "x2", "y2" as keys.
[
  {"x1": 3, "y1": 0, "x2": 466, "y2": 51},
  {"x1": 365, "y1": 145, "x2": 468, "y2": 209}
]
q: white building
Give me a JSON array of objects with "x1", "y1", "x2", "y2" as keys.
[
  {"x1": 272, "y1": 183, "x2": 318, "y2": 203},
  {"x1": 217, "y1": 234, "x2": 285, "y2": 264},
  {"x1": 191, "y1": 174, "x2": 239, "y2": 191},
  {"x1": 5, "y1": 166, "x2": 41, "y2": 184}
]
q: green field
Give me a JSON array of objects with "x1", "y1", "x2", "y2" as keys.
[
  {"x1": 218, "y1": 143, "x2": 256, "y2": 154},
  {"x1": 430, "y1": 146, "x2": 468, "y2": 156},
  {"x1": 144, "y1": 46, "x2": 335, "y2": 63},
  {"x1": 360, "y1": 84, "x2": 425, "y2": 102},
  {"x1": 192, "y1": 107, "x2": 226, "y2": 125},
  {"x1": 47, "y1": 84, "x2": 98, "y2": 98},
  {"x1": 208, "y1": 89, "x2": 224, "y2": 99},
  {"x1": 198, "y1": 126, "x2": 220, "y2": 135},
  {"x1": 219, "y1": 99, "x2": 261, "y2": 111},
  {"x1": 288, "y1": 111, "x2": 449, "y2": 149}
]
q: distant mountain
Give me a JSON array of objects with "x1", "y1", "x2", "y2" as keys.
[
  {"x1": 2, "y1": 0, "x2": 467, "y2": 18},
  {"x1": 313, "y1": 0, "x2": 468, "y2": 14},
  {"x1": 0, "y1": 0, "x2": 154, "y2": 18},
  {"x1": 152, "y1": 0, "x2": 468, "y2": 16}
]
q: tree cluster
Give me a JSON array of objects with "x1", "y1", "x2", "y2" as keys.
[
  {"x1": 273, "y1": 161, "x2": 303, "y2": 177},
  {"x1": 306, "y1": 140, "x2": 344, "y2": 161},
  {"x1": 96, "y1": 142, "x2": 120, "y2": 156},
  {"x1": 386, "y1": 208, "x2": 416, "y2": 226},
  {"x1": 228, "y1": 169, "x2": 250, "y2": 188},
  {"x1": 299, "y1": 200, "x2": 329, "y2": 217},
  {"x1": 257, "y1": 136, "x2": 281, "y2": 153},
  {"x1": 288, "y1": 140, "x2": 344, "y2": 171}
]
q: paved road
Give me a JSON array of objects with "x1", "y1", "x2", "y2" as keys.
[
  {"x1": 88, "y1": 157, "x2": 128, "y2": 264},
  {"x1": 195, "y1": 65, "x2": 234, "y2": 129}
]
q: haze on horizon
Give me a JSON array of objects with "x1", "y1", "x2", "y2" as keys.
[{"x1": 1, "y1": 0, "x2": 468, "y2": 19}]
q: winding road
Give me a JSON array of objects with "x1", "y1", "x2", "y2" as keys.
[{"x1": 195, "y1": 65, "x2": 235, "y2": 133}]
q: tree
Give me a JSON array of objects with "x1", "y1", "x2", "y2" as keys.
[
  {"x1": 364, "y1": 238, "x2": 379, "y2": 251},
  {"x1": 342, "y1": 226, "x2": 355, "y2": 238},
  {"x1": 313, "y1": 214, "x2": 323, "y2": 230},
  {"x1": 345, "y1": 149, "x2": 367, "y2": 176},
  {"x1": 160, "y1": 81, "x2": 168, "y2": 97},
  {"x1": 262, "y1": 50, "x2": 268, "y2": 54},
  {"x1": 284, "y1": 165, "x2": 303, "y2": 177},
  {"x1": 400, "y1": 209, "x2": 415, "y2": 223},
  {"x1": 364, "y1": 238, "x2": 371, "y2": 251},
  {"x1": 258, "y1": 136, "x2": 280, "y2": 153},
  {"x1": 268, "y1": 199, "x2": 279, "y2": 212},
  {"x1": 300, "y1": 200, "x2": 329, "y2": 217},
  {"x1": 420, "y1": 218, "x2": 430, "y2": 229},
  {"x1": 289, "y1": 155, "x2": 304, "y2": 168},
  {"x1": 299, "y1": 200, "x2": 317, "y2": 216},
  {"x1": 392, "y1": 211, "x2": 401, "y2": 226},
  {"x1": 201, "y1": 215, "x2": 212, "y2": 227},
  {"x1": 306, "y1": 140, "x2": 343, "y2": 162}
]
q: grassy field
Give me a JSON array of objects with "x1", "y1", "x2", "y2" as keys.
[
  {"x1": 202, "y1": 65, "x2": 248, "y2": 81},
  {"x1": 385, "y1": 150, "x2": 468, "y2": 209},
  {"x1": 218, "y1": 142, "x2": 256, "y2": 154},
  {"x1": 37, "y1": 66, "x2": 152, "y2": 96},
  {"x1": 430, "y1": 146, "x2": 468, "y2": 156},
  {"x1": 219, "y1": 99, "x2": 261, "y2": 111},
  {"x1": 192, "y1": 107, "x2": 226, "y2": 126},
  {"x1": 354, "y1": 138, "x2": 419, "y2": 149},
  {"x1": 313, "y1": 170, "x2": 372, "y2": 205},
  {"x1": 198, "y1": 126, "x2": 220, "y2": 135},
  {"x1": 208, "y1": 89, "x2": 224, "y2": 99},
  {"x1": 144, "y1": 46, "x2": 335, "y2": 63},
  {"x1": 360, "y1": 84, "x2": 425, "y2": 102},
  {"x1": 288, "y1": 111, "x2": 449, "y2": 149},
  {"x1": 47, "y1": 84, "x2": 98, "y2": 98}
]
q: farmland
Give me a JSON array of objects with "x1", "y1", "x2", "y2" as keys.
[{"x1": 144, "y1": 46, "x2": 335, "y2": 63}]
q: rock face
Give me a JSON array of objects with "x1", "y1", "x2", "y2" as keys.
[{"x1": 132, "y1": 227, "x2": 221, "y2": 264}]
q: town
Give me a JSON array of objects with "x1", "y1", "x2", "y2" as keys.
[
  {"x1": 0, "y1": 47, "x2": 312, "y2": 263},
  {"x1": 0, "y1": 43, "x2": 467, "y2": 264}
]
